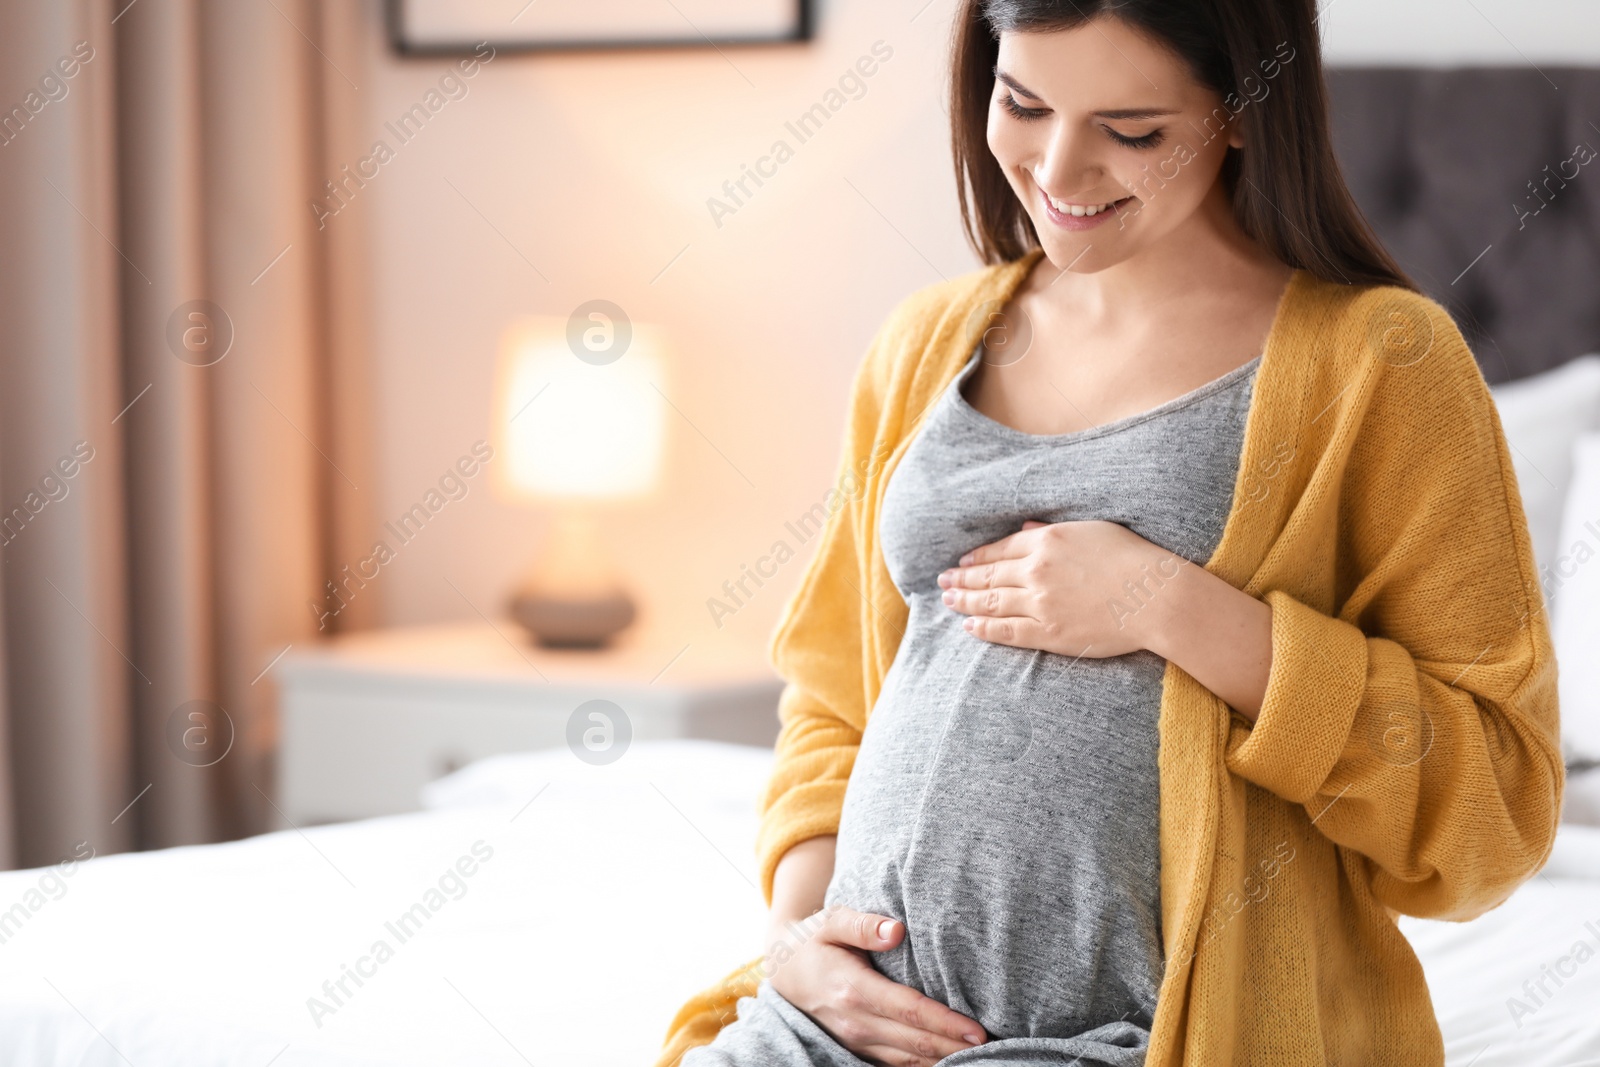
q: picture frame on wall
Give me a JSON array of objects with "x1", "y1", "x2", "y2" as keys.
[{"x1": 388, "y1": 0, "x2": 814, "y2": 55}]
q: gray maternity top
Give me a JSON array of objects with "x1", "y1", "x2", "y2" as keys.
[{"x1": 685, "y1": 345, "x2": 1257, "y2": 1067}]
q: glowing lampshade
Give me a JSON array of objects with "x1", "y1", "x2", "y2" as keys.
[
  {"x1": 494, "y1": 316, "x2": 666, "y2": 501},
  {"x1": 491, "y1": 314, "x2": 667, "y2": 647}
]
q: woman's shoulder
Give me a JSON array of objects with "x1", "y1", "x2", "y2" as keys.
[
  {"x1": 858, "y1": 252, "x2": 1044, "y2": 390},
  {"x1": 879, "y1": 252, "x2": 1042, "y2": 340},
  {"x1": 835, "y1": 258, "x2": 1039, "y2": 440},
  {"x1": 1286, "y1": 270, "x2": 1475, "y2": 378},
  {"x1": 1285, "y1": 271, "x2": 1505, "y2": 465}
]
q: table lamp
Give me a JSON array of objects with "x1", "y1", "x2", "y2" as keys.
[{"x1": 493, "y1": 314, "x2": 666, "y2": 648}]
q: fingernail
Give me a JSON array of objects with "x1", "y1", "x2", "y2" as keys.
[
  {"x1": 876, "y1": 919, "x2": 896, "y2": 940},
  {"x1": 962, "y1": 617, "x2": 975, "y2": 631},
  {"x1": 958, "y1": 553, "x2": 973, "y2": 566},
  {"x1": 937, "y1": 570, "x2": 951, "y2": 587},
  {"x1": 964, "y1": 1033, "x2": 982, "y2": 1045},
  {"x1": 941, "y1": 590, "x2": 954, "y2": 605}
]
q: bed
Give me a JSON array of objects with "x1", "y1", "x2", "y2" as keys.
[
  {"x1": 0, "y1": 743, "x2": 776, "y2": 1066},
  {"x1": 0, "y1": 740, "x2": 1595, "y2": 1066},
  {"x1": 6, "y1": 66, "x2": 1600, "y2": 1067}
]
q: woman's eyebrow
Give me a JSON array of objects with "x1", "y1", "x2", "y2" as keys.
[
  {"x1": 993, "y1": 69, "x2": 1044, "y2": 99},
  {"x1": 1095, "y1": 107, "x2": 1180, "y2": 119}
]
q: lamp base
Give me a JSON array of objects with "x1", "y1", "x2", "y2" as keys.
[{"x1": 508, "y1": 589, "x2": 636, "y2": 649}]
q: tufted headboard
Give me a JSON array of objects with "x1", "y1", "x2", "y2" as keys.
[{"x1": 1325, "y1": 68, "x2": 1600, "y2": 384}]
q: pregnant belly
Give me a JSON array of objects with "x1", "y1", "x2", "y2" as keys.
[{"x1": 824, "y1": 602, "x2": 1166, "y2": 1041}]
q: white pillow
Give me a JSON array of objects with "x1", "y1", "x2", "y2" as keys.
[
  {"x1": 1540, "y1": 821, "x2": 1600, "y2": 878},
  {"x1": 1490, "y1": 355, "x2": 1600, "y2": 579},
  {"x1": 1564, "y1": 770, "x2": 1600, "y2": 828},
  {"x1": 418, "y1": 738, "x2": 775, "y2": 813},
  {"x1": 1550, "y1": 431, "x2": 1600, "y2": 770}
]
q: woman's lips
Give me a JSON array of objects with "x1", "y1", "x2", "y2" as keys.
[{"x1": 1041, "y1": 190, "x2": 1137, "y2": 231}]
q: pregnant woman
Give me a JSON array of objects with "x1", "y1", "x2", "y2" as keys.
[{"x1": 662, "y1": 0, "x2": 1562, "y2": 1064}]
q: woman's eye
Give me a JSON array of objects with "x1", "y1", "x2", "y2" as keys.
[
  {"x1": 1104, "y1": 126, "x2": 1166, "y2": 150},
  {"x1": 999, "y1": 93, "x2": 1048, "y2": 121}
]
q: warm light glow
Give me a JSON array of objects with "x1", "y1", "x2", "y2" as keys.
[{"x1": 493, "y1": 316, "x2": 667, "y2": 500}]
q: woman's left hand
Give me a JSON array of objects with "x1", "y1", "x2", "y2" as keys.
[{"x1": 938, "y1": 519, "x2": 1188, "y2": 659}]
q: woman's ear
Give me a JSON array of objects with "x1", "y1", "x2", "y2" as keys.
[{"x1": 1228, "y1": 125, "x2": 1245, "y2": 149}]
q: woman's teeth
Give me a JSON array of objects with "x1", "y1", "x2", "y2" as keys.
[{"x1": 1048, "y1": 195, "x2": 1122, "y2": 216}]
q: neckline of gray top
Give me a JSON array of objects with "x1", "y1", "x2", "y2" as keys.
[{"x1": 947, "y1": 345, "x2": 1263, "y2": 446}]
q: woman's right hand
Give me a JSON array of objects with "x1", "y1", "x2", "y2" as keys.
[{"x1": 765, "y1": 905, "x2": 987, "y2": 1067}]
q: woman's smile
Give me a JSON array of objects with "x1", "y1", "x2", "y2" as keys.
[{"x1": 1038, "y1": 180, "x2": 1138, "y2": 229}]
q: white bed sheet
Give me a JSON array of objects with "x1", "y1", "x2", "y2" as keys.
[
  {"x1": 0, "y1": 741, "x2": 1594, "y2": 1066},
  {"x1": 1400, "y1": 823, "x2": 1600, "y2": 1066},
  {"x1": 0, "y1": 742, "x2": 775, "y2": 1067}
]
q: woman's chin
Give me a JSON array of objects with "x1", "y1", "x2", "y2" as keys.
[{"x1": 1038, "y1": 237, "x2": 1119, "y2": 275}]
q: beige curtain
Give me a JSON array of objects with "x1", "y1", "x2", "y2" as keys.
[{"x1": 0, "y1": 0, "x2": 377, "y2": 870}]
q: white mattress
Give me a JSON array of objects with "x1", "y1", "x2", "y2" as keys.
[{"x1": 0, "y1": 740, "x2": 1594, "y2": 1065}]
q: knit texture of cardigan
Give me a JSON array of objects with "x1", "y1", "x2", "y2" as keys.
[{"x1": 656, "y1": 247, "x2": 1564, "y2": 1066}]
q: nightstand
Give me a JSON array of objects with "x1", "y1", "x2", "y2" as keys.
[{"x1": 274, "y1": 622, "x2": 783, "y2": 825}]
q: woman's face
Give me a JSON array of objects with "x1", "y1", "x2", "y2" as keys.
[{"x1": 986, "y1": 17, "x2": 1244, "y2": 274}]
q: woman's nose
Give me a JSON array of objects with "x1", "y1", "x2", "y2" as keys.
[{"x1": 1033, "y1": 123, "x2": 1102, "y2": 197}]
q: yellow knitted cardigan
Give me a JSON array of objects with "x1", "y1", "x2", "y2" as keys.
[{"x1": 657, "y1": 248, "x2": 1563, "y2": 1065}]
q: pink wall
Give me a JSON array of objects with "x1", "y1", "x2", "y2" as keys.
[{"x1": 341, "y1": 1, "x2": 984, "y2": 662}]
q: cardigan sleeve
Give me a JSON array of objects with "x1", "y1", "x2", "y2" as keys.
[
  {"x1": 753, "y1": 293, "x2": 921, "y2": 903},
  {"x1": 1224, "y1": 294, "x2": 1565, "y2": 922}
]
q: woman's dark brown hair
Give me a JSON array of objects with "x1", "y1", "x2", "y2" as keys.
[{"x1": 951, "y1": 0, "x2": 1416, "y2": 291}]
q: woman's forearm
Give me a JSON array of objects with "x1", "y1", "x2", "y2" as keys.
[
  {"x1": 1142, "y1": 561, "x2": 1274, "y2": 723},
  {"x1": 765, "y1": 835, "x2": 837, "y2": 940}
]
